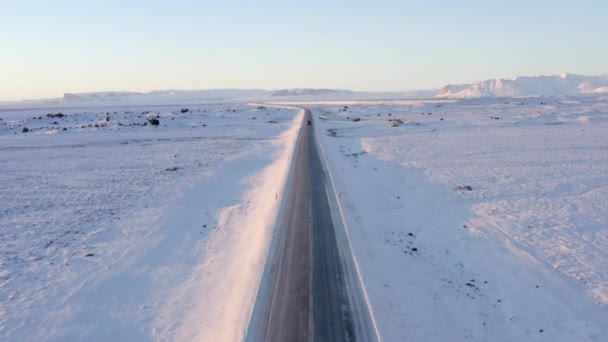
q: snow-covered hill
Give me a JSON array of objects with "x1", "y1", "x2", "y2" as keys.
[{"x1": 437, "y1": 73, "x2": 608, "y2": 98}]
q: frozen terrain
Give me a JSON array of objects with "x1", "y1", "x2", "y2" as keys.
[
  {"x1": 438, "y1": 73, "x2": 608, "y2": 98},
  {"x1": 0, "y1": 103, "x2": 302, "y2": 340},
  {"x1": 2, "y1": 91, "x2": 607, "y2": 341},
  {"x1": 306, "y1": 95, "x2": 608, "y2": 341}
]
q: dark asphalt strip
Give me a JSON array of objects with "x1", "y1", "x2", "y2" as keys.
[
  {"x1": 309, "y1": 119, "x2": 357, "y2": 341},
  {"x1": 247, "y1": 109, "x2": 376, "y2": 342}
]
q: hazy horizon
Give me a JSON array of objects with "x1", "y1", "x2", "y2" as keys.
[
  {"x1": 2, "y1": 0, "x2": 607, "y2": 101},
  {"x1": 5, "y1": 70, "x2": 608, "y2": 103}
]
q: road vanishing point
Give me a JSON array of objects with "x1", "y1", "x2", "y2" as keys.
[{"x1": 247, "y1": 108, "x2": 378, "y2": 342}]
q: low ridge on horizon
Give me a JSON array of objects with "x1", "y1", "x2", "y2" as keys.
[{"x1": 3, "y1": 72, "x2": 608, "y2": 107}]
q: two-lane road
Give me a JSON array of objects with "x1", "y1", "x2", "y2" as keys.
[{"x1": 248, "y1": 108, "x2": 377, "y2": 342}]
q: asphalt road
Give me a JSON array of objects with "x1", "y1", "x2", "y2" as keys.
[{"x1": 248, "y1": 109, "x2": 376, "y2": 342}]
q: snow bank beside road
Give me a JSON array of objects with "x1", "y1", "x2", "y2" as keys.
[{"x1": 155, "y1": 107, "x2": 303, "y2": 341}]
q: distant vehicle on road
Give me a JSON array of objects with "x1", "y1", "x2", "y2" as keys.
[{"x1": 307, "y1": 120, "x2": 312, "y2": 126}]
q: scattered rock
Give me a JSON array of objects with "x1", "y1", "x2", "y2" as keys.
[{"x1": 389, "y1": 118, "x2": 404, "y2": 127}]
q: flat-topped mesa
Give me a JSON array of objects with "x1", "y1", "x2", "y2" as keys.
[{"x1": 63, "y1": 91, "x2": 141, "y2": 102}]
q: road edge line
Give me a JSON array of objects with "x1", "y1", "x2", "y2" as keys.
[
  {"x1": 243, "y1": 104, "x2": 306, "y2": 341},
  {"x1": 311, "y1": 110, "x2": 383, "y2": 342}
]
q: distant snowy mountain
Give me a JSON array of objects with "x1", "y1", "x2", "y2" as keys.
[
  {"x1": 268, "y1": 88, "x2": 352, "y2": 97},
  {"x1": 437, "y1": 73, "x2": 608, "y2": 98}
]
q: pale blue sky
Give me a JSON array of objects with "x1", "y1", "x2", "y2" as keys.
[{"x1": 1, "y1": 0, "x2": 607, "y2": 101}]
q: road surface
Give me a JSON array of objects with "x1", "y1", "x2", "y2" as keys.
[{"x1": 248, "y1": 108, "x2": 377, "y2": 341}]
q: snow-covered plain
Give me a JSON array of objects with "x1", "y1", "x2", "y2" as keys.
[
  {"x1": 2, "y1": 91, "x2": 608, "y2": 341},
  {"x1": 309, "y1": 95, "x2": 608, "y2": 341},
  {"x1": 0, "y1": 103, "x2": 302, "y2": 340}
]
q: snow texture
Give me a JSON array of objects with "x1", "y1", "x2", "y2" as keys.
[
  {"x1": 310, "y1": 95, "x2": 608, "y2": 341},
  {"x1": 0, "y1": 103, "x2": 301, "y2": 341}
]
